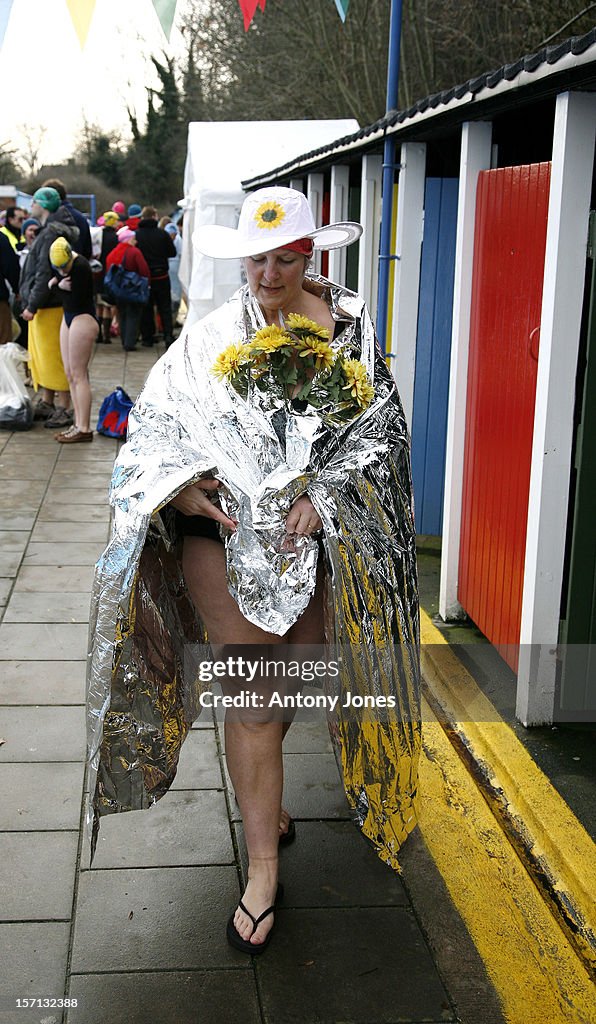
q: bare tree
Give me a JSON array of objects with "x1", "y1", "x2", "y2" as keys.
[
  {"x1": 177, "y1": 0, "x2": 596, "y2": 123},
  {"x1": 177, "y1": 0, "x2": 391, "y2": 125},
  {"x1": 19, "y1": 124, "x2": 44, "y2": 179},
  {"x1": 400, "y1": 0, "x2": 596, "y2": 108},
  {"x1": 0, "y1": 141, "x2": 22, "y2": 182}
]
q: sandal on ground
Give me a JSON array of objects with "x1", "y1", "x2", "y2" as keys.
[
  {"x1": 56, "y1": 427, "x2": 93, "y2": 444},
  {"x1": 226, "y1": 882, "x2": 284, "y2": 955},
  {"x1": 278, "y1": 817, "x2": 296, "y2": 846}
]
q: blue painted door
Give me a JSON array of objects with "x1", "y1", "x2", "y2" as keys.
[{"x1": 411, "y1": 178, "x2": 459, "y2": 535}]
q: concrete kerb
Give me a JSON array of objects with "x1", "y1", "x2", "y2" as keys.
[{"x1": 420, "y1": 609, "x2": 596, "y2": 977}]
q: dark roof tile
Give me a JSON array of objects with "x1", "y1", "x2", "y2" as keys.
[
  {"x1": 547, "y1": 40, "x2": 572, "y2": 64},
  {"x1": 486, "y1": 67, "x2": 505, "y2": 88},
  {"x1": 572, "y1": 28, "x2": 596, "y2": 54},
  {"x1": 503, "y1": 59, "x2": 524, "y2": 80},
  {"x1": 524, "y1": 49, "x2": 545, "y2": 72},
  {"x1": 468, "y1": 74, "x2": 488, "y2": 94},
  {"x1": 453, "y1": 82, "x2": 470, "y2": 99}
]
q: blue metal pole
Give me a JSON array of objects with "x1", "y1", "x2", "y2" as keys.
[{"x1": 376, "y1": 0, "x2": 403, "y2": 353}]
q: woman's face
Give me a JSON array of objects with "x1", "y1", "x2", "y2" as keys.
[
  {"x1": 244, "y1": 248, "x2": 307, "y2": 313},
  {"x1": 24, "y1": 225, "x2": 38, "y2": 245}
]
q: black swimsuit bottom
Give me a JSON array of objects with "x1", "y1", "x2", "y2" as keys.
[{"x1": 177, "y1": 318, "x2": 348, "y2": 544}]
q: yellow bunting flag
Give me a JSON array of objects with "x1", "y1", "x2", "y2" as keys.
[{"x1": 65, "y1": 0, "x2": 97, "y2": 49}]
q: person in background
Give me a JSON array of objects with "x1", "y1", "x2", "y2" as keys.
[
  {"x1": 157, "y1": 215, "x2": 171, "y2": 230},
  {"x1": 95, "y1": 211, "x2": 120, "y2": 344},
  {"x1": 164, "y1": 221, "x2": 182, "y2": 329},
  {"x1": 0, "y1": 230, "x2": 20, "y2": 344},
  {"x1": 18, "y1": 217, "x2": 40, "y2": 264},
  {"x1": 135, "y1": 205, "x2": 176, "y2": 349},
  {"x1": 41, "y1": 178, "x2": 92, "y2": 260},
  {"x1": 126, "y1": 204, "x2": 142, "y2": 231},
  {"x1": 14, "y1": 218, "x2": 40, "y2": 351},
  {"x1": 0, "y1": 206, "x2": 26, "y2": 252},
  {"x1": 20, "y1": 186, "x2": 77, "y2": 428},
  {"x1": 112, "y1": 200, "x2": 127, "y2": 223},
  {"x1": 105, "y1": 227, "x2": 150, "y2": 352},
  {"x1": 48, "y1": 237, "x2": 98, "y2": 443}
]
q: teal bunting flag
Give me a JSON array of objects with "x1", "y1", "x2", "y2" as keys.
[
  {"x1": 0, "y1": 0, "x2": 15, "y2": 51},
  {"x1": 151, "y1": 0, "x2": 178, "y2": 39},
  {"x1": 333, "y1": 0, "x2": 350, "y2": 21}
]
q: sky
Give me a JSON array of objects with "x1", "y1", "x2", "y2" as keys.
[{"x1": 0, "y1": 0, "x2": 188, "y2": 171}]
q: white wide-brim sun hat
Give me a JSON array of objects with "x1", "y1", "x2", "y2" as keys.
[{"x1": 195, "y1": 186, "x2": 362, "y2": 259}]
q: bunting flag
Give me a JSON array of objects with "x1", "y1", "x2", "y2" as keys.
[
  {"x1": 65, "y1": 0, "x2": 97, "y2": 48},
  {"x1": 151, "y1": 0, "x2": 178, "y2": 39},
  {"x1": 238, "y1": 0, "x2": 348, "y2": 32},
  {"x1": 0, "y1": 0, "x2": 15, "y2": 51},
  {"x1": 237, "y1": 0, "x2": 266, "y2": 32},
  {"x1": 333, "y1": 0, "x2": 350, "y2": 20}
]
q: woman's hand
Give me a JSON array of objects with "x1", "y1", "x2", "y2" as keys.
[
  {"x1": 285, "y1": 494, "x2": 322, "y2": 535},
  {"x1": 170, "y1": 479, "x2": 237, "y2": 531},
  {"x1": 21, "y1": 309, "x2": 34, "y2": 321},
  {"x1": 57, "y1": 277, "x2": 72, "y2": 291}
]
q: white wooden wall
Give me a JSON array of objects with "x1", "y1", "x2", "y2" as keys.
[
  {"x1": 307, "y1": 173, "x2": 324, "y2": 275},
  {"x1": 357, "y1": 154, "x2": 383, "y2": 315},
  {"x1": 389, "y1": 142, "x2": 426, "y2": 429},
  {"x1": 439, "y1": 121, "x2": 493, "y2": 622},
  {"x1": 328, "y1": 165, "x2": 350, "y2": 286},
  {"x1": 517, "y1": 91, "x2": 596, "y2": 725}
]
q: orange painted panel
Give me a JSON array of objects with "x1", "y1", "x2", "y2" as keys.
[{"x1": 459, "y1": 163, "x2": 551, "y2": 670}]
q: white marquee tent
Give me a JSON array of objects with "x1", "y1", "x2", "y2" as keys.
[{"x1": 178, "y1": 119, "x2": 359, "y2": 326}]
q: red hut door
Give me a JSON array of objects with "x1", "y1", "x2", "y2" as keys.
[{"x1": 458, "y1": 163, "x2": 551, "y2": 670}]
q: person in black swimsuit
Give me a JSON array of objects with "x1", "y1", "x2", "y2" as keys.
[{"x1": 48, "y1": 237, "x2": 99, "y2": 443}]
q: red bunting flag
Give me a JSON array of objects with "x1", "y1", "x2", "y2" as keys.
[{"x1": 237, "y1": 0, "x2": 266, "y2": 31}]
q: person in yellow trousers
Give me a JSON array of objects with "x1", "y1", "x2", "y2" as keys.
[
  {"x1": 48, "y1": 237, "x2": 99, "y2": 443},
  {"x1": 20, "y1": 187, "x2": 77, "y2": 431}
]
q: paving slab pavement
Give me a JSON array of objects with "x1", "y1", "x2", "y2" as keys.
[{"x1": 0, "y1": 341, "x2": 505, "y2": 1024}]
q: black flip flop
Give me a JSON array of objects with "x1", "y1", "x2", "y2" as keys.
[
  {"x1": 278, "y1": 817, "x2": 296, "y2": 846},
  {"x1": 226, "y1": 882, "x2": 284, "y2": 955}
]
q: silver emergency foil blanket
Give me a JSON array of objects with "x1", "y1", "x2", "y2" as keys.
[{"x1": 86, "y1": 275, "x2": 421, "y2": 869}]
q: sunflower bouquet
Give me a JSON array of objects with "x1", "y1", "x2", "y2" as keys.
[{"x1": 210, "y1": 313, "x2": 374, "y2": 424}]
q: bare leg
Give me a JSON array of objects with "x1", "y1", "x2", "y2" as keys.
[
  {"x1": 62, "y1": 315, "x2": 97, "y2": 432},
  {"x1": 182, "y1": 535, "x2": 324, "y2": 946}
]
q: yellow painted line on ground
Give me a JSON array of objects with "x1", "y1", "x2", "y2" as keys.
[
  {"x1": 418, "y1": 696, "x2": 596, "y2": 1024},
  {"x1": 420, "y1": 609, "x2": 596, "y2": 972}
]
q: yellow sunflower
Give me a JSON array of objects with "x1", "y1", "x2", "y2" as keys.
[
  {"x1": 254, "y1": 201, "x2": 286, "y2": 230},
  {"x1": 342, "y1": 359, "x2": 374, "y2": 408},
  {"x1": 250, "y1": 324, "x2": 292, "y2": 352},
  {"x1": 297, "y1": 335, "x2": 335, "y2": 372},
  {"x1": 285, "y1": 313, "x2": 331, "y2": 339},
  {"x1": 211, "y1": 343, "x2": 251, "y2": 380}
]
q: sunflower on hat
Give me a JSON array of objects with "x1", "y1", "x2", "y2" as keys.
[{"x1": 254, "y1": 200, "x2": 286, "y2": 230}]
